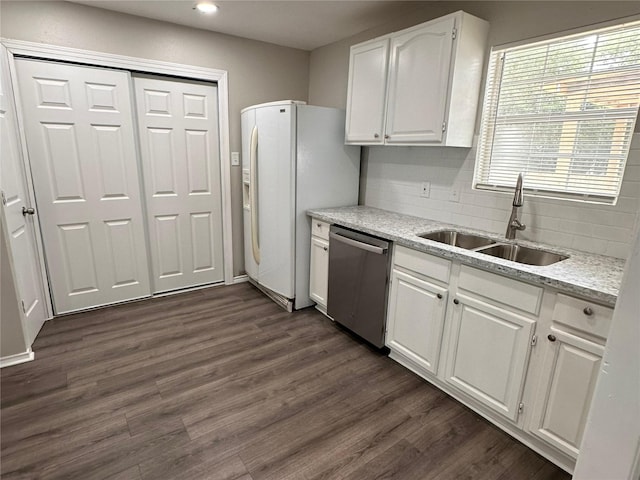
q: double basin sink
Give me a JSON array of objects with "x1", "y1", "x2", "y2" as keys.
[{"x1": 419, "y1": 230, "x2": 568, "y2": 266}]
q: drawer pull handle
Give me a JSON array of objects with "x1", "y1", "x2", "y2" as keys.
[
  {"x1": 437, "y1": 293, "x2": 443, "y2": 299},
  {"x1": 453, "y1": 298, "x2": 459, "y2": 305},
  {"x1": 548, "y1": 334, "x2": 557, "y2": 342},
  {"x1": 583, "y1": 306, "x2": 594, "y2": 316}
]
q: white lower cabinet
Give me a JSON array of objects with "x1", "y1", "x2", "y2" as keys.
[
  {"x1": 386, "y1": 269, "x2": 448, "y2": 376},
  {"x1": 528, "y1": 328, "x2": 604, "y2": 459},
  {"x1": 309, "y1": 220, "x2": 330, "y2": 312},
  {"x1": 382, "y1": 243, "x2": 613, "y2": 474},
  {"x1": 309, "y1": 236, "x2": 329, "y2": 309},
  {"x1": 444, "y1": 293, "x2": 535, "y2": 422}
]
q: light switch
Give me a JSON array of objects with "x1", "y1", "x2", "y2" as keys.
[{"x1": 231, "y1": 151, "x2": 240, "y2": 166}]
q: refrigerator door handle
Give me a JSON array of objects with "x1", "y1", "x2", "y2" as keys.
[{"x1": 249, "y1": 125, "x2": 260, "y2": 264}]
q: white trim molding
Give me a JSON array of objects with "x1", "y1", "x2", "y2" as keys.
[
  {"x1": 1, "y1": 38, "x2": 235, "y2": 286},
  {"x1": 233, "y1": 274, "x2": 250, "y2": 284},
  {"x1": 0, "y1": 349, "x2": 34, "y2": 369}
]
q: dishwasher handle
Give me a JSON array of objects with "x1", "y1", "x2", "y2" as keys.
[{"x1": 329, "y1": 231, "x2": 387, "y2": 255}]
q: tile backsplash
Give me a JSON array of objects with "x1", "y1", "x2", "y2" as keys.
[{"x1": 361, "y1": 134, "x2": 640, "y2": 259}]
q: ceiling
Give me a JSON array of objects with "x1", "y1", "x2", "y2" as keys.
[{"x1": 68, "y1": 1, "x2": 421, "y2": 51}]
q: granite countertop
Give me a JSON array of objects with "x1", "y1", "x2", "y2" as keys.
[{"x1": 308, "y1": 205, "x2": 625, "y2": 306}]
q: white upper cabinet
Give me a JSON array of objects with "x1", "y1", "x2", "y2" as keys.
[
  {"x1": 385, "y1": 17, "x2": 454, "y2": 144},
  {"x1": 345, "y1": 11, "x2": 489, "y2": 147},
  {"x1": 344, "y1": 39, "x2": 389, "y2": 144}
]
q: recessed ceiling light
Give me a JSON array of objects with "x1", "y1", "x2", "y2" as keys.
[{"x1": 194, "y1": 2, "x2": 219, "y2": 14}]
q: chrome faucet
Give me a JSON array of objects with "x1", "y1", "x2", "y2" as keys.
[{"x1": 505, "y1": 173, "x2": 526, "y2": 240}]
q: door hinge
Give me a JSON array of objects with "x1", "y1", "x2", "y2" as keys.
[
  {"x1": 518, "y1": 402, "x2": 524, "y2": 414},
  {"x1": 452, "y1": 28, "x2": 457, "y2": 40},
  {"x1": 442, "y1": 122, "x2": 447, "y2": 133},
  {"x1": 1, "y1": 191, "x2": 6, "y2": 206},
  {"x1": 21, "y1": 300, "x2": 26, "y2": 313},
  {"x1": 531, "y1": 334, "x2": 537, "y2": 346}
]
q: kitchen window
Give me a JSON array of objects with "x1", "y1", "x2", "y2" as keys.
[{"x1": 474, "y1": 19, "x2": 640, "y2": 204}]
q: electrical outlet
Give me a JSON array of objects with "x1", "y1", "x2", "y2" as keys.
[
  {"x1": 450, "y1": 185, "x2": 460, "y2": 202},
  {"x1": 420, "y1": 182, "x2": 431, "y2": 198},
  {"x1": 231, "y1": 152, "x2": 240, "y2": 166}
]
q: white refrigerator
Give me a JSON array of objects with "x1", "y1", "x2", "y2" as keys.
[{"x1": 241, "y1": 100, "x2": 360, "y2": 310}]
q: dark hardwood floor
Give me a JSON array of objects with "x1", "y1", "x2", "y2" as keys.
[{"x1": 1, "y1": 283, "x2": 570, "y2": 480}]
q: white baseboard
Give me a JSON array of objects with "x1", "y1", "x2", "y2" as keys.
[
  {"x1": 0, "y1": 349, "x2": 34, "y2": 368},
  {"x1": 233, "y1": 275, "x2": 249, "y2": 284}
]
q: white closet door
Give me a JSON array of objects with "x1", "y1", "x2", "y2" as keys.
[
  {"x1": 134, "y1": 75, "x2": 224, "y2": 293},
  {"x1": 1, "y1": 49, "x2": 48, "y2": 342},
  {"x1": 14, "y1": 59, "x2": 151, "y2": 314}
]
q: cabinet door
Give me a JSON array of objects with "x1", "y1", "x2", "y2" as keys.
[
  {"x1": 309, "y1": 236, "x2": 329, "y2": 308},
  {"x1": 345, "y1": 38, "x2": 389, "y2": 144},
  {"x1": 386, "y1": 269, "x2": 448, "y2": 376},
  {"x1": 528, "y1": 328, "x2": 604, "y2": 459},
  {"x1": 385, "y1": 17, "x2": 455, "y2": 144},
  {"x1": 445, "y1": 293, "x2": 535, "y2": 421}
]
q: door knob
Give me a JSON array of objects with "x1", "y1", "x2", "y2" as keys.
[{"x1": 22, "y1": 206, "x2": 35, "y2": 216}]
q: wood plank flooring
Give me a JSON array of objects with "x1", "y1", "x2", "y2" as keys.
[{"x1": 1, "y1": 283, "x2": 571, "y2": 480}]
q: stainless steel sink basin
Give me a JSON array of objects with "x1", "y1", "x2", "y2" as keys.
[
  {"x1": 477, "y1": 244, "x2": 568, "y2": 266},
  {"x1": 419, "y1": 230, "x2": 496, "y2": 250}
]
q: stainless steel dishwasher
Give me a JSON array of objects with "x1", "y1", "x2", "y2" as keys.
[{"x1": 327, "y1": 225, "x2": 391, "y2": 348}]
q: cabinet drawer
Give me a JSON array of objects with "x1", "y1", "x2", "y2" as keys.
[
  {"x1": 458, "y1": 266, "x2": 543, "y2": 315},
  {"x1": 311, "y1": 219, "x2": 330, "y2": 240},
  {"x1": 394, "y1": 245, "x2": 451, "y2": 283},
  {"x1": 552, "y1": 294, "x2": 613, "y2": 339}
]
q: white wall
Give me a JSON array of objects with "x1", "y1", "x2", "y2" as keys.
[
  {"x1": 362, "y1": 136, "x2": 640, "y2": 258},
  {"x1": 309, "y1": 1, "x2": 640, "y2": 259},
  {"x1": 0, "y1": 0, "x2": 311, "y2": 277}
]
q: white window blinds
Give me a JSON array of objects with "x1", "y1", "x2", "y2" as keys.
[{"x1": 474, "y1": 20, "x2": 640, "y2": 204}]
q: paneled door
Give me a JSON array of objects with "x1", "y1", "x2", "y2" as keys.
[
  {"x1": 14, "y1": 59, "x2": 151, "y2": 314},
  {"x1": 444, "y1": 292, "x2": 535, "y2": 422},
  {"x1": 528, "y1": 328, "x2": 604, "y2": 458},
  {"x1": 134, "y1": 75, "x2": 224, "y2": 293},
  {"x1": 385, "y1": 17, "x2": 455, "y2": 144},
  {"x1": 386, "y1": 269, "x2": 448, "y2": 376},
  {"x1": 0, "y1": 48, "x2": 48, "y2": 342}
]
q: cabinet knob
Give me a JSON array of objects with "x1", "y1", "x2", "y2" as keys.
[
  {"x1": 547, "y1": 334, "x2": 557, "y2": 342},
  {"x1": 437, "y1": 293, "x2": 443, "y2": 299},
  {"x1": 317, "y1": 222, "x2": 322, "y2": 227},
  {"x1": 583, "y1": 306, "x2": 594, "y2": 316},
  {"x1": 373, "y1": 133, "x2": 380, "y2": 139},
  {"x1": 323, "y1": 246, "x2": 328, "y2": 252},
  {"x1": 453, "y1": 298, "x2": 459, "y2": 305},
  {"x1": 384, "y1": 134, "x2": 390, "y2": 139}
]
